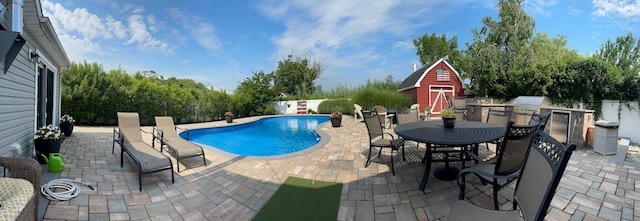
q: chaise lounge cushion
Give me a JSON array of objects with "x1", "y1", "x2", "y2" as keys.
[
  {"x1": 0, "y1": 178, "x2": 34, "y2": 221},
  {"x1": 123, "y1": 139, "x2": 173, "y2": 172},
  {"x1": 161, "y1": 138, "x2": 204, "y2": 156}
]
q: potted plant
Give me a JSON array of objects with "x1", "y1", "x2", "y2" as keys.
[
  {"x1": 34, "y1": 124, "x2": 65, "y2": 164},
  {"x1": 330, "y1": 111, "x2": 342, "y2": 127},
  {"x1": 440, "y1": 109, "x2": 456, "y2": 128},
  {"x1": 225, "y1": 111, "x2": 234, "y2": 123},
  {"x1": 59, "y1": 114, "x2": 75, "y2": 136}
]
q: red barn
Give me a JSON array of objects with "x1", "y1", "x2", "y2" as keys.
[{"x1": 398, "y1": 57, "x2": 465, "y2": 117}]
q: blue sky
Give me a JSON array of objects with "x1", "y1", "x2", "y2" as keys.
[{"x1": 42, "y1": 0, "x2": 640, "y2": 92}]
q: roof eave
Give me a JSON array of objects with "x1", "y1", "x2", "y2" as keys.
[{"x1": 23, "y1": 0, "x2": 70, "y2": 69}]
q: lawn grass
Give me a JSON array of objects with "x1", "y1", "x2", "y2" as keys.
[{"x1": 252, "y1": 176, "x2": 343, "y2": 221}]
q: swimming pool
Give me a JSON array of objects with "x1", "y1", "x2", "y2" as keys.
[{"x1": 182, "y1": 116, "x2": 330, "y2": 156}]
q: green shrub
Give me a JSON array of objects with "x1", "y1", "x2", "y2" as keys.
[
  {"x1": 352, "y1": 88, "x2": 412, "y2": 110},
  {"x1": 317, "y1": 99, "x2": 353, "y2": 115},
  {"x1": 307, "y1": 109, "x2": 317, "y2": 114},
  {"x1": 264, "y1": 106, "x2": 276, "y2": 115}
]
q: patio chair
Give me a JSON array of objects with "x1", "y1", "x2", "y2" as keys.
[
  {"x1": 484, "y1": 108, "x2": 512, "y2": 150},
  {"x1": 449, "y1": 130, "x2": 577, "y2": 220},
  {"x1": 0, "y1": 157, "x2": 41, "y2": 221},
  {"x1": 458, "y1": 121, "x2": 540, "y2": 210},
  {"x1": 395, "y1": 108, "x2": 419, "y2": 125},
  {"x1": 529, "y1": 113, "x2": 550, "y2": 130},
  {"x1": 410, "y1": 103, "x2": 420, "y2": 111},
  {"x1": 363, "y1": 110, "x2": 405, "y2": 175},
  {"x1": 421, "y1": 106, "x2": 432, "y2": 121},
  {"x1": 396, "y1": 108, "x2": 423, "y2": 149},
  {"x1": 113, "y1": 112, "x2": 174, "y2": 191},
  {"x1": 353, "y1": 104, "x2": 365, "y2": 121},
  {"x1": 372, "y1": 105, "x2": 393, "y2": 128},
  {"x1": 153, "y1": 116, "x2": 206, "y2": 172},
  {"x1": 453, "y1": 108, "x2": 466, "y2": 121}
]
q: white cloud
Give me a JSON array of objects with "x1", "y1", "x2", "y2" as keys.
[
  {"x1": 41, "y1": 0, "x2": 174, "y2": 61},
  {"x1": 126, "y1": 15, "x2": 173, "y2": 55},
  {"x1": 392, "y1": 40, "x2": 415, "y2": 51},
  {"x1": 526, "y1": 0, "x2": 558, "y2": 17},
  {"x1": 167, "y1": 8, "x2": 222, "y2": 53},
  {"x1": 592, "y1": 0, "x2": 640, "y2": 17},
  {"x1": 255, "y1": 0, "x2": 461, "y2": 72},
  {"x1": 591, "y1": 0, "x2": 640, "y2": 31}
]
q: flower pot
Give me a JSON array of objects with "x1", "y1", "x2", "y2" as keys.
[
  {"x1": 34, "y1": 138, "x2": 64, "y2": 164},
  {"x1": 442, "y1": 117, "x2": 456, "y2": 129},
  {"x1": 330, "y1": 117, "x2": 342, "y2": 127},
  {"x1": 225, "y1": 115, "x2": 234, "y2": 123},
  {"x1": 60, "y1": 123, "x2": 74, "y2": 136}
]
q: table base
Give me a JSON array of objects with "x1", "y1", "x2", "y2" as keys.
[{"x1": 434, "y1": 166, "x2": 460, "y2": 181}]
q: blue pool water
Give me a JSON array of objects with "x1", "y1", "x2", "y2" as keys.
[{"x1": 182, "y1": 116, "x2": 330, "y2": 156}]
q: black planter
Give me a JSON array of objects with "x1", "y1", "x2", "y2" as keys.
[
  {"x1": 60, "y1": 123, "x2": 74, "y2": 136},
  {"x1": 442, "y1": 117, "x2": 456, "y2": 129},
  {"x1": 34, "y1": 138, "x2": 64, "y2": 164},
  {"x1": 330, "y1": 117, "x2": 342, "y2": 127},
  {"x1": 225, "y1": 115, "x2": 234, "y2": 123}
]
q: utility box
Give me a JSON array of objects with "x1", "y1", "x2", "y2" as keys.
[{"x1": 594, "y1": 120, "x2": 619, "y2": 156}]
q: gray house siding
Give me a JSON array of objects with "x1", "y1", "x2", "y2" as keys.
[
  {"x1": 0, "y1": 0, "x2": 69, "y2": 157},
  {"x1": 0, "y1": 42, "x2": 38, "y2": 157}
]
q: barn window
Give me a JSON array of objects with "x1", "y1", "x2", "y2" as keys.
[{"x1": 436, "y1": 69, "x2": 450, "y2": 81}]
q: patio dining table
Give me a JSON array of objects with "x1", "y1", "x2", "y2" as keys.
[{"x1": 394, "y1": 120, "x2": 505, "y2": 191}]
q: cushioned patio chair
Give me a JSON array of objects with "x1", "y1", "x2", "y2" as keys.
[
  {"x1": 363, "y1": 110, "x2": 405, "y2": 175},
  {"x1": 153, "y1": 116, "x2": 206, "y2": 172},
  {"x1": 0, "y1": 157, "x2": 41, "y2": 221},
  {"x1": 113, "y1": 112, "x2": 174, "y2": 191},
  {"x1": 459, "y1": 121, "x2": 540, "y2": 210},
  {"x1": 449, "y1": 130, "x2": 576, "y2": 220}
]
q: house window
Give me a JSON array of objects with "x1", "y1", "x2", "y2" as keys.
[{"x1": 436, "y1": 69, "x2": 450, "y2": 81}]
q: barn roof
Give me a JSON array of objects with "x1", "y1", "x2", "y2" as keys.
[{"x1": 397, "y1": 57, "x2": 463, "y2": 92}]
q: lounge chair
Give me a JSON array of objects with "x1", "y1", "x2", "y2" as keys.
[
  {"x1": 448, "y1": 130, "x2": 577, "y2": 220},
  {"x1": 153, "y1": 116, "x2": 206, "y2": 172},
  {"x1": 113, "y1": 112, "x2": 174, "y2": 191}
]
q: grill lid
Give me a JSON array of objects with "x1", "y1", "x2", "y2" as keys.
[{"x1": 513, "y1": 96, "x2": 549, "y2": 107}]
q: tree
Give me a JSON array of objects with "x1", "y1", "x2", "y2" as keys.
[
  {"x1": 234, "y1": 71, "x2": 275, "y2": 116},
  {"x1": 272, "y1": 54, "x2": 322, "y2": 97},
  {"x1": 595, "y1": 33, "x2": 640, "y2": 77},
  {"x1": 413, "y1": 33, "x2": 463, "y2": 69},
  {"x1": 465, "y1": 0, "x2": 535, "y2": 97}
]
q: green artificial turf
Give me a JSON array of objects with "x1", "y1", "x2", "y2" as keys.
[{"x1": 252, "y1": 176, "x2": 343, "y2": 221}]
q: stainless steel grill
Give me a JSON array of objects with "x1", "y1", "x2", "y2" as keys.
[{"x1": 512, "y1": 96, "x2": 549, "y2": 125}]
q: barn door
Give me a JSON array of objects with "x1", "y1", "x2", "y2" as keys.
[{"x1": 429, "y1": 86, "x2": 455, "y2": 117}]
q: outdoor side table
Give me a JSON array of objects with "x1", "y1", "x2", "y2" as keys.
[{"x1": 394, "y1": 120, "x2": 505, "y2": 191}]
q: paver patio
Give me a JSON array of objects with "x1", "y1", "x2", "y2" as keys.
[{"x1": 39, "y1": 115, "x2": 640, "y2": 220}]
